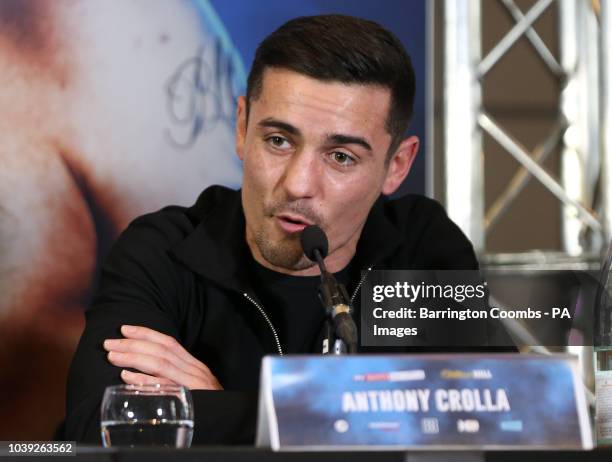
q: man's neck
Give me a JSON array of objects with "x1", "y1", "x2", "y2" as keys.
[{"x1": 246, "y1": 228, "x2": 362, "y2": 277}]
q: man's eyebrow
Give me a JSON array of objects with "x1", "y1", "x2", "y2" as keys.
[
  {"x1": 257, "y1": 118, "x2": 372, "y2": 151},
  {"x1": 328, "y1": 134, "x2": 372, "y2": 152},
  {"x1": 257, "y1": 118, "x2": 301, "y2": 136}
]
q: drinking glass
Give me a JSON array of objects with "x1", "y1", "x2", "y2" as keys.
[{"x1": 100, "y1": 384, "x2": 194, "y2": 448}]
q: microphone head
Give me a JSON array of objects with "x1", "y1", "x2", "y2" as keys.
[{"x1": 300, "y1": 225, "x2": 328, "y2": 261}]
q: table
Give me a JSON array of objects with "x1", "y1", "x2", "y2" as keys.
[{"x1": 62, "y1": 446, "x2": 611, "y2": 462}]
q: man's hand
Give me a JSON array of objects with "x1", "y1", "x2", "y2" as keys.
[{"x1": 103, "y1": 325, "x2": 223, "y2": 390}]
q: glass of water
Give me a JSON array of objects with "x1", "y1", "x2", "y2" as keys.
[{"x1": 100, "y1": 384, "x2": 194, "y2": 448}]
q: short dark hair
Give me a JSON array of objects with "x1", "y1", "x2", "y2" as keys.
[{"x1": 246, "y1": 14, "x2": 416, "y2": 158}]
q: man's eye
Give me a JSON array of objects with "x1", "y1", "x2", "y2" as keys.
[
  {"x1": 330, "y1": 151, "x2": 356, "y2": 166},
  {"x1": 267, "y1": 136, "x2": 290, "y2": 149}
]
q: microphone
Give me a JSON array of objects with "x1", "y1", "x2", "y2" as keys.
[
  {"x1": 301, "y1": 225, "x2": 358, "y2": 354},
  {"x1": 300, "y1": 225, "x2": 328, "y2": 263}
]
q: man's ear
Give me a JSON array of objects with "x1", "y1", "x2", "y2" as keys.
[
  {"x1": 235, "y1": 96, "x2": 247, "y2": 161},
  {"x1": 381, "y1": 135, "x2": 420, "y2": 195}
]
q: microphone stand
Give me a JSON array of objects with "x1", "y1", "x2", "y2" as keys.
[{"x1": 312, "y1": 249, "x2": 358, "y2": 354}]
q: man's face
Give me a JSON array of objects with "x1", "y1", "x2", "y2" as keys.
[{"x1": 236, "y1": 68, "x2": 414, "y2": 275}]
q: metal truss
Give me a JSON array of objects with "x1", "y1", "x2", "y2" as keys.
[
  {"x1": 442, "y1": 0, "x2": 610, "y2": 389},
  {"x1": 443, "y1": 0, "x2": 605, "y2": 257}
]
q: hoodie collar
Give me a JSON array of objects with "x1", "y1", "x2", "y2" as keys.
[
  {"x1": 170, "y1": 186, "x2": 403, "y2": 292},
  {"x1": 352, "y1": 195, "x2": 404, "y2": 270}
]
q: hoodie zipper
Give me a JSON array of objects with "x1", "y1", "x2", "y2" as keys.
[
  {"x1": 242, "y1": 266, "x2": 374, "y2": 356},
  {"x1": 350, "y1": 266, "x2": 373, "y2": 304},
  {"x1": 243, "y1": 292, "x2": 284, "y2": 356}
]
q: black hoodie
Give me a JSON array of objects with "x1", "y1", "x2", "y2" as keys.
[{"x1": 65, "y1": 185, "x2": 488, "y2": 445}]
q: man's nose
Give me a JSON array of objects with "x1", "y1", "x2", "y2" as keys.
[{"x1": 280, "y1": 150, "x2": 321, "y2": 200}]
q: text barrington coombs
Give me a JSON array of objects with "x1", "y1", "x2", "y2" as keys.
[{"x1": 372, "y1": 281, "x2": 487, "y2": 303}]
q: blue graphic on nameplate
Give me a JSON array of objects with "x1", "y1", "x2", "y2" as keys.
[{"x1": 255, "y1": 354, "x2": 592, "y2": 451}]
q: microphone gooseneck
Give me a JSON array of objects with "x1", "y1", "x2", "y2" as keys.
[{"x1": 301, "y1": 225, "x2": 358, "y2": 354}]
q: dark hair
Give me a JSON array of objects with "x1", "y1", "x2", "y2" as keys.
[{"x1": 246, "y1": 14, "x2": 416, "y2": 158}]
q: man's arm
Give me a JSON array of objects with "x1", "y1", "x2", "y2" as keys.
[
  {"x1": 103, "y1": 325, "x2": 221, "y2": 389},
  {"x1": 65, "y1": 214, "x2": 259, "y2": 444}
]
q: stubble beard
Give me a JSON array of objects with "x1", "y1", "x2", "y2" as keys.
[
  {"x1": 254, "y1": 199, "x2": 323, "y2": 271},
  {"x1": 254, "y1": 226, "x2": 316, "y2": 271}
]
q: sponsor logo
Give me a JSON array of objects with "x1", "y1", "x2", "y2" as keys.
[
  {"x1": 421, "y1": 418, "x2": 440, "y2": 434},
  {"x1": 353, "y1": 370, "x2": 426, "y2": 382},
  {"x1": 334, "y1": 419, "x2": 349, "y2": 433},
  {"x1": 457, "y1": 419, "x2": 480, "y2": 433},
  {"x1": 500, "y1": 420, "x2": 523, "y2": 432},
  {"x1": 368, "y1": 421, "x2": 400, "y2": 431},
  {"x1": 441, "y1": 369, "x2": 493, "y2": 380}
]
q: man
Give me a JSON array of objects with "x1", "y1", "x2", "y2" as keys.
[{"x1": 66, "y1": 15, "x2": 480, "y2": 444}]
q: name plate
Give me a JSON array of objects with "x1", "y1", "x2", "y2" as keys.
[{"x1": 256, "y1": 354, "x2": 592, "y2": 451}]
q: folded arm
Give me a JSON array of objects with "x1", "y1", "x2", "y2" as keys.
[{"x1": 65, "y1": 216, "x2": 259, "y2": 444}]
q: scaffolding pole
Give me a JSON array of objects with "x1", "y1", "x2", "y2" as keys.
[
  {"x1": 602, "y1": 0, "x2": 612, "y2": 241},
  {"x1": 558, "y1": 0, "x2": 600, "y2": 255},
  {"x1": 444, "y1": 0, "x2": 484, "y2": 252}
]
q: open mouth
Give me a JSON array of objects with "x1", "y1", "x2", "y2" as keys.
[{"x1": 275, "y1": 214, "x2": 313, "y2": 234}]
